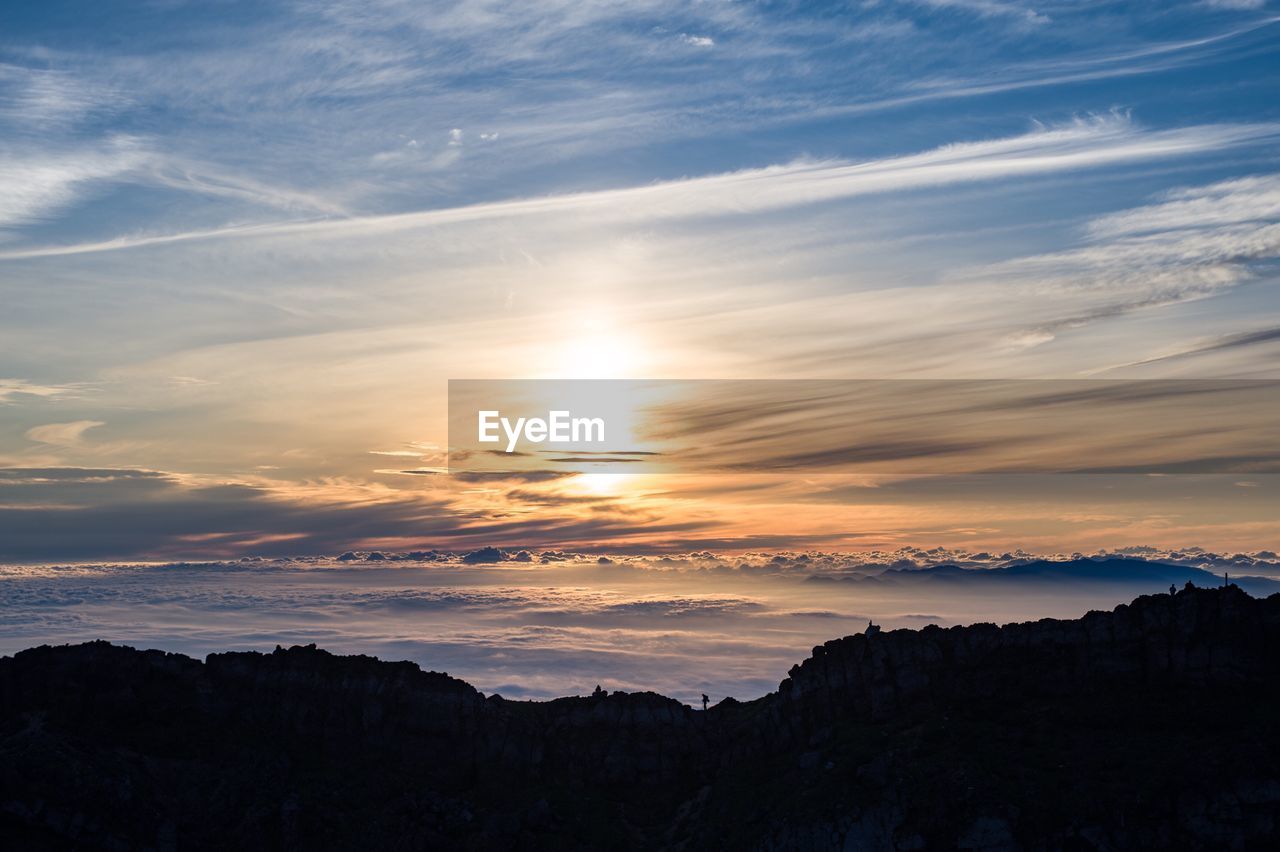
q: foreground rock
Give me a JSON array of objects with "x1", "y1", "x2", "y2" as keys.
[{"x1": 2, "y1": 585, "x2": 1278, "y2": 849}]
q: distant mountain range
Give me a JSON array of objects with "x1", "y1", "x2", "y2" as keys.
[
  {"x1": 3, "y1": 585, "x2": 1280, "y2": 849},
  {"x1": 806, "y1": 556, "x2": 1280, "y2": 596}
]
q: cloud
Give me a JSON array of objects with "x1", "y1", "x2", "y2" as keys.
[
  {"x1": 823, "y1": 17, "x2": 1280, "y2": 121},
  {"x1": 451, "y1": 472, "x2": 576, "y2": 483},
  {"x1": 0, "y1": 467, "x2": 166, "y2": 483},
  {"x1": 1102, "y1": 326, "x2": 1280, "y2": 371},
  {"x1": 0, "y1": 556, "x2": 818, "y2": 701},
  {"x1": 909, "y1": 0, "x2": 1049, "y2": 26},
  {"x1": 1086, "y1": 174, "x2": 1280, "y2": 239},
  {"x1": 0, "y1": 137, "x2": 149, "y2": 229},
  {"x1": 4, "y1": 115, "x2": 1274, "y2": 260},
  {"x1": 0, "y1": 0, "x2": 1271, "y2": 261},
  {"x1": 612, "y1": 378, "x2": 1280, "y2": 475},
  {"x1": 144, "y1": 160, "x2": 350, "y2": 216},
  {"x1": 0, "y1": 137, "x2": 342, "y2": 232},
  {"x1": 461, "y1": 546, "x2": 503, "y2": 564},
  {"x1": 0, "y1": 62, "x2": 126, "y2": 127},
  {"x1": 0, "y1": 472, "x2": 448, "y2": 561},
  {"x1": 677, "y1": 33, "x2": 715, "y2": 47},
  {"x1": 0, "y1": 379, "x2": 78, "y2": 404},
  {"x1": 3, "y1": 548, "x2": 1277, "y2": 700},
  {"x1": 1200, "y1": 0, "x2": 1266, "y2": 9},
  {"x1": 946, "y1": 171, "x2": 1280, "y2": 350},
  {"x1": 24, "y1": 420, "x2": 104, "y2": 447},
  {"x1": 0, "y1": 464, "x2": 716, "y2": 561}
]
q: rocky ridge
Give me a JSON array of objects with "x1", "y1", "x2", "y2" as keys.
[{"x1": 2, "y1": 585, "x2": 1278, "y2": 850}]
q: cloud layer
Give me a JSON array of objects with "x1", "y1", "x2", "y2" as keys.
[{"x1": 7, "y1": 550, "x2": 1273, "y2": 701}]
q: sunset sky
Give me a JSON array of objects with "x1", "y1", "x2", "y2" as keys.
[{"x1": 2, "y1": 0, "x2": 1279, "y2": 563}]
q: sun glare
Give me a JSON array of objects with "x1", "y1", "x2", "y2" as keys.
[
  {"x1": 574, "y1": 472, "x2": 627, "y2": 495},
  {"x1": 554, "y1": 318, "x2": 647, "y2": 379}
]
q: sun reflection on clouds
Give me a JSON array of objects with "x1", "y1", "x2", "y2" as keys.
[{"x1": 573, "y1": 472, "x2": 628, "y2": 496}]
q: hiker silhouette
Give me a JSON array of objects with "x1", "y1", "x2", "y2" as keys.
[{"x1": 701, "y1": 694, "x2": 709, "y2": 711}]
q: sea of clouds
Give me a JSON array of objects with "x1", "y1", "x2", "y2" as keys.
[{"x1": 3, "y1": 547, "x2": 1276, "y2": 704}]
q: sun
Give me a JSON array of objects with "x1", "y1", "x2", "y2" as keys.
[{"x1": 553, "y1": 317, "x2": 647, "y2": 379}]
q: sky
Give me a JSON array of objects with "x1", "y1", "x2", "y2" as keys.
[{"x1": 2, "y1": 0, "x2": 1280, "y2": 564}]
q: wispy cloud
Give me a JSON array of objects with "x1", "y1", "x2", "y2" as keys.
[
  {"x1": 0, "y1": 379, "x2": 80, "y2": 404},
  {"x1": 1087, "y1": 174, "x2": 1280, "y2": 239},
  {"x1": 1, "y1": 1, "x2": 1267, "y2": 250},
  {"x1": 0, "y1": 62, "x2": 127, "y2": 127},
  {"x1": 3, "y1": 115, "x2": 1273, "y2": 259},
  {"x1": 908, "y1": 0, "x2": 1049, "y2": 26},
  {"x1": 676, "y1": 33, "x2": 715, "y2": 48},
  {"x1": 951, "y1": 171, "x2": 1280, "y2": 351},
  {"x1": 24, "y1": 420, "x2": 104, "y2": 447},
  {"x1": 0, "y1": 137, "x2": 149, "y2": 229},
  {"x1": 144, "y1": 160, "x2": 351, "y2": 216},
  {"x1": 1201, "y1": 0, "x2": 1267, "y2": 9},
  {"x1": 1099, "y1": 327, "x2": 1280, "y2": 372},
  {"x1": 820, "y1": 16, "x2": 1280, "y2": 119}
]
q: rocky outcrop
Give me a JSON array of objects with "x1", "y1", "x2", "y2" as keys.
[
  {"x1": 2, "y1": 586, "x2": 1278, "y2": 850},
  {"x1": 778, "y1": 579, "x2": 1278, "y2": 722}
]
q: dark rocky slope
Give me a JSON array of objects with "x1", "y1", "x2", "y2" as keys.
[{"x1": 3, "y1": 585, "x2": 1279, "y2": 850}]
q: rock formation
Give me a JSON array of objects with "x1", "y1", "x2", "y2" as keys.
[{"x1": 2, "y1": 585, "x2": 1278, "y2": 849}]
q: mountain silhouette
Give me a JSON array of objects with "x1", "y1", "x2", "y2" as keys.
[
  {"x1": 808, "y1": 557, "x2": 1279, "y2": 597},
  {"x1": 3, "y1": 584, "x2": 1279, "y2": 849}
]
